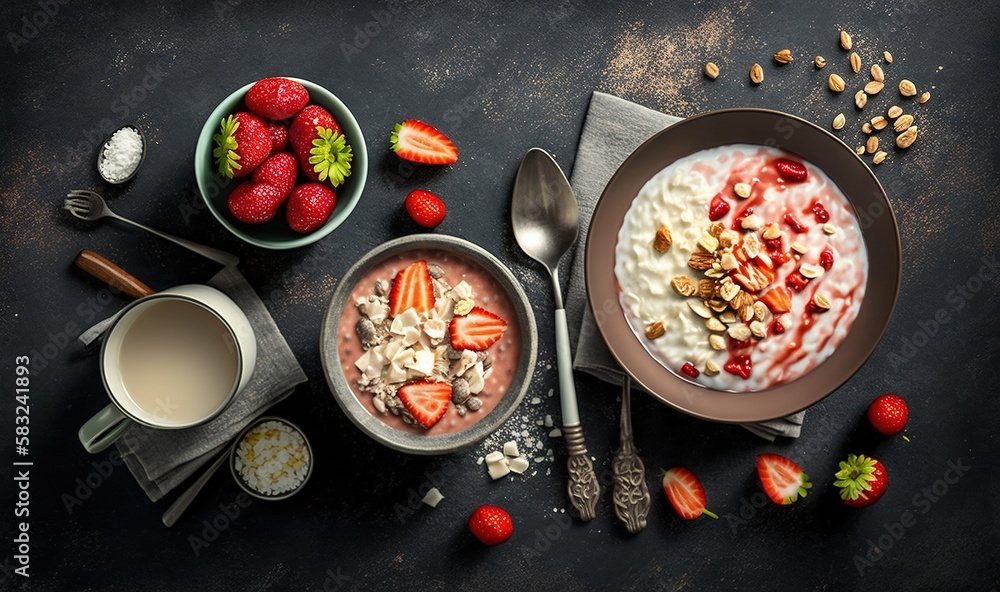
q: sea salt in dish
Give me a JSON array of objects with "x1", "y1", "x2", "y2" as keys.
[
  {"x1": 98, "y1": 125, "x2": 144, "y2": 183},
  {"x1": 614, "y1": 144, "x2": 868, "y2": 392},
  {"x1": 232, "y1": 418, "x2": 312, "y2": 499}
]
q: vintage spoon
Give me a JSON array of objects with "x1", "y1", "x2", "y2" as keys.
[
  {"x1": 612, "y1": 374, "x2": 650, "y2": 533},
  {"x1": 511, "y1": 148, "x2": 599, "y2": 521}
]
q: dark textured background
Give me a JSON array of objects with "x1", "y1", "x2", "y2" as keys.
[{"x1": 1, "y1": 1, "x2": 998, "y2": 590}]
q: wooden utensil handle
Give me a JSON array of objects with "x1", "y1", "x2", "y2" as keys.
[{"x1": 74, "y1": 249, "x2": 155, "y2": 298}]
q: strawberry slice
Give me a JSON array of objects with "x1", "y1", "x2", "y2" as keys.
[
  {"x1": 757, "y1": 453, "x2": 812, "y2": 505},
  {"x1": 390, "y1": 120, "x2": 458, "y2": 165},
  {"x1": 730, "y1": 249, "x2": 776, "y2": 293},
  {"x1": 388, "y1": 260, "x2": 435, "y2": 317},
  {"x1": 449, "y1": 306, "x2": 507, "y2": 351},
  {"x1": 774, "y1": 158, "x2": 808, "y2": 182},
  {"x1": 759, "y1": 286, "x2": 792, "y2": 314},
  {"x1": 661, "y1": 467, "x2": 718, "y2": 520},
  {"x1": 398, "y1": 380, "x2": 452, "y2": 428}
]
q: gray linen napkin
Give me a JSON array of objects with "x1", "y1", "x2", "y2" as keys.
[
  {"x1": 564, "y1": 92, "x2": 804, "y2": 440},
  {"x1": 79, "y1": 266, "x2": 308, "y2": 501}
]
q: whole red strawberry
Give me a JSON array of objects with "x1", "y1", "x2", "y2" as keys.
[
  {"x1": 404, "y1": 189, "x2": 446, "y2": 228},
  {"x1": 286, "y1": 182, "x2": 337, "y2": 233},
  {"x1": 213, "y1": 112, "x2": 272, "y2": 178},
  {"x1": 227, "y1": 181, "x2": 286, "y2": 224},
  {"x1": 289, "y1": 105, "x2": 353, "y2": 186},
  {"x1": 835, "y1": 454, "x2": 888, "y2": 508},
  {"x1": 252, "y1": 152, "x2": 298, "y2": 198},
  {"x1": 868, "y1": 393, "x2": 909, "y2": 435},
  {"x1": 268, "y1": 122, "x2": 288, "y2": 154},
  {"x1": 468, "y1": 504, "x2": 513, "y2": 546},
  {"x1": 245, "y1": 77, "x2": 309, "y2": 120}
]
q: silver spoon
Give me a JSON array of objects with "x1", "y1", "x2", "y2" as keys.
[
  {"x1": 161, "y1": 443, "x2": 234, "y2": 527},
  {"x1": 612, "y1": 374, "x2": 650, "y2": 533},
  {"x1": 512, "y1": 147, "x2": 600, "y2": 522},
  {"x1": 63, "y1": 189, "x2": 239, "y2": 267}
]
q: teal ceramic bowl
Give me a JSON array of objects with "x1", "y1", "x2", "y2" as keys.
[{"x1": 194, "y1": 77, "x2": 368, "y2": 249}]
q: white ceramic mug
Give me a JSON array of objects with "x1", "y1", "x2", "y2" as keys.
[{"x1": 78, "y1": 285, "x2": 257, "y2": 453}]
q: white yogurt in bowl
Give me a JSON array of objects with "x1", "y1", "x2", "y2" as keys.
[{"x1": 614, "y1": 144, "x2": 868, "y2": 392}]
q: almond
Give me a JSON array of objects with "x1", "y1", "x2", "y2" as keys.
[
  {"x1": 730, "y1": 291, "x2": 755, "y2": 312},
  {"x1": 645, "y1": 321, "x2": 665, "y2": 340},
  {"x1": 752, "y1": 301, "x2": 769, "y2": 322},
  {"x1": 734, "y1": 182, "x2": 752, "y2": 198},
  {"x1": 774, "y1": 49, "x2": 793, "y2": 64},
  {"x1": 708, "y1": 335, "x2": 726, "y2": 351},
  {"x1": 750, "y1": 63, "x2": 764, "y2": 84},
  {"x1": 671, "y1": 276, "x2": 698, "y2": 297},
  {"x1": 883, "y1": 50, "x2": 893, "y2": 63},
  {"x1": 871, "y1": 115, "x2": 888, "y2": 130},
  {"x1": 653, "y1": 224, "x2": 672, "y2": 253},
  {"x1": 704, "y1": 359, "x2": 721, "y2": 375},
  {"x1": 839, "y1": 30, "x2": 852, "y2": 50},
  {"x1": 832, "y1": 113, "x2": 846, "y2": 130},
  {"x1": 864, "y1": 81, "x2": 884, "y2": 95},
  {"x1": 705, "y1": 62, "x2": 720, "y2": 79},
  {"x1": 850, "y1": 52, "x2": 862, "y2": 73},
  {"x1": 814, "y1": 55, "x2": 826, "y2": 69},
  {"x1": 688, "y1": 300, "x2": 713, "y2": 319},
  {"x1": 749, "y1": 320, "x2": 768, "y2": 339},
  {"x1": 813, "y1": 294, "x2": 832, "y2": 310},
  {"x1": 862, "y1": 122, "x2": 874, "y2": 134},
  {"x1": 828, "y1": 74, "x2": 846, "y2": 92},
  {"x1": 697, "y1": 234, "x2": 720, "y2": 253},
  {"x1": 866, "y1": 136, "x2": 879, "y2": 154},
  {"x1": 896, "y1": 126, "x2": 918, "y2": 149},
  {"x1": 728, "y1": 323, "x2": 752, "y2": 341},
  {"x1": 855, "y1": 90, "x2": 868, "y2": 109},
  {"x1": 873, "y1": 150, "x2": 887, "y2": 165},
  {"x1": 705, "y1": 317, "x2": 727, "y2": 332},
  {"x1": 899, "y1": 79, "x2": 917, "y2": 97},
  {"x1": 893, "y1": 113, "x2": 914, "y2": 132},
  {"x1": 919, "y1": 91, "x2": 930, "y2": 104},
  {"x1": 870, "y1": 64, "x2": 885, "y2": 82},
  {"x1": 698, "y1": 279, "x2": 716, "y2": 301},
  {"x1": 855, "y1": 145, "x2": 865, "y2": 155},
  {"x1": 887, "y1": 105, "x2": 903, "y2": 119},
  {"x1": 719, "y1": 281, "x2": 741, "y2": 302}
]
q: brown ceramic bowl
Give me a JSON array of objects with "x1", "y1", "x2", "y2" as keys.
[{"x1": 585, "y1": 108, "x2": 901, "y2": 423}]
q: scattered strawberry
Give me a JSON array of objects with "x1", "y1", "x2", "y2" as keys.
[
  {"x1": 268, "y1": 122, "x2": 288, "y2": 153},
  {"x1": 835, "y1": 454, "x2": 888, "y2": 507},
  {"x1": 806, "y1": 295, "x2": 830, "y2": 314},
  {"x1": 770, "y1": 319, "x2": 785, "y2": 334},
  {"x1": 468, "y1": 504, "x2": 514, "y2": 546},
  {"x1": 227, "y1": 181, "x2": 286, "y2": 224},
  {"x1": 774, "y1": 158, "x2": 808, "y2": 182},
  {"x1": 756, "y1": 453, "x2": 811, "y2": 505},
  {"x1": 867, "y1": 393, "x2": 909, "y2": 435},
  {"x1": 732, "y1": 206, "x2": 754, "y2": 231},
  {"x1": 285, "y1": 182, "x2": 337, "y2": 233},
  {"x1": 251, "y1": 152, "x2": 298, "y2": 198},
  {"x1": 783, "y1": 212, "x2": 807, "y2": 233},
  {"x1": 730, "y1": 250, "x2": 776, "y2": 293},
  {"x1": 390, "y1": 120, "x2": 458, "y2": 165},
  {"x1": 661, "y1": 467, "x2": 718, "y2": 520},
  {"x1": 450, "y1": 306, "x2": 508, "y2": 351},
  {"x1": 405, "y1": 189, "x2": 447, "y2": 228},
  {"x1": 819, "y1": 247, "x2": 835, "y2": 271},
  {"x1": 680, "y1": 362, "x2": 700, "y2": 378},
  {"x1": 785, "y1": 270, "x2": 809, "y2": 292},
  {"x1": 759, "y1": 286, "x2": 792, "y2": 314},
  {"x1": 397, "y1": 379, "x2": 452, "y2": 428},
  {"x1": 724, "y1": 355, "x2": 752, "y2": 379},
  {"x1": 213, "y1": 112, "x2": 271, "y2": 178},
  {"x1": 289, "y1": 105, "x2": 353, "y2": 186},
  {"x1": 245, "y1": 77, "x2": 309, "y2": 120},
  {"x1": 388, "y1": 260, "x2": 435, "y2": 317},
  {"x1": 811, "y1": 201, "x2": 830, "y2": 223},
  {"x1": 708, "y1": 192, "x2": 731, "y2": 221}
]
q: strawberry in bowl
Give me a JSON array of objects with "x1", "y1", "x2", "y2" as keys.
[{"x1": 195, "y1": 77, "x2": 368, "y2": 249}]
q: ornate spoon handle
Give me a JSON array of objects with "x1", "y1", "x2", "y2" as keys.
[
  {"x1": 612, "y1": 376, "x2": 650, "y2": 534},
  {"x1": 563, "y1": 423, "x2": 600, "y2": 522}
]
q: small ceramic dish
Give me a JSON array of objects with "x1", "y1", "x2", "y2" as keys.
[
  {"x1": 97, "y1": 124, "x2": 145, "y2": 184},
  {"x1": 230, "y1": 416, "x2": 313, "y2": 500},
  {"x1": 319, "y1": 234, "x2": 538, "y2": 455},
  {"x1": 194, "y1": 77, "x2": 368, "y2": 249}
]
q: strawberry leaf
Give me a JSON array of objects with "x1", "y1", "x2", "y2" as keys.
[
  {"x1": 212, "y1": 114, "x2": 242, "y2": 178},
  {"x1": 308, "y1": 126, "x2": 353, "y2": 187},
  {"x1": 834, "y1": 454, "x2": 878, "y2": 501}
]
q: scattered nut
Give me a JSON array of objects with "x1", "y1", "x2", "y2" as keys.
[
  {"x1": 919, "y1": 91, "x2": 930, "y2": 104},
  {"x1": 832, "y1": 113, "x2": 846, "y2": 130},
  {"x1": 705, "y1": 317, "x2": 727, "y2": 332},
  {"x1": 873, "y1": 150, "x2": 888, "y2": 165},
  {"x1": 774, "y1": 49, "x2": 793, "y2": 64},
  {"x1": 707, "y1": 299, "x2": 729, "y2": 313},
  {"x1": 855, "y1": 90, "x2": 868, "y2": 109},
  {"x1": 739, "y1": 303, "x2": 755, "y2": 322},
  {"x1": 698, "y1": 279, "x2": 716, "y2": 301},
  {"x1": 645, "y1": 321, "x2": 666, "y2": 340},
  {"x1": 814, "y1": 55, "x2": 827, "y2": 69},
  {"x1": 828, "y1": 74, "x2": 846, "y2": 92},
  {"x1": 871, "y1": 64, "x2": 885, "y2": 82},
  {"x1": 799, "y1": 263, "x2": 825, "y2": 279},
  {"x1": 823, "y1": 223, "x2": 838, "y2": 235},
  {"x1": 671, "y1": 276, "x2": 698, "y2": 297},
  {"x1": 866, "y1": 136, "x2": 879, "y2": 154},
  {"x1": 705, "y1": 62, "x2": 720, "y2": 79},
  {"x1": 705, "y1": 268, "x2": 725, "y2": 279},
  {"x1": 709, "y1": 334, "x2": 726, "y2": 350},
  {"x1": 688, "y1": 251, "x2": 716, "y2": 271},
  {"x1": 734, "y1": 182, "x2": 752, "y2": 198},
  {"x1": 762, "y1": 223, "x2": 782, "y2": 240},
  {"x1": 687, "y1": 300, "x2": 713, "y2": 319},
  {"x1": 864, "y1": 81, "x2": 884, "y2": 95},
  {"x1": 790, "y1": 241, "x2": 809, "y2": 254},
  {"x1": 718, "y1": 281, "x2": 741, "y2": 302},
  {"x1": 883, "y1": 50, "x2": 893, "y2": 63},
  {"x1": 871, "y1": 116, "x2": 889, "y2": 130},
  {"x1": 896, "y1": 126, "x2": 918, "y2": 149},
  {"x1": 850, "y1": 52, "x2": 862, "y2": 73},
  {"x1": 708, "y1": 221, "x2": 726, "y2": 237},
  {"x1": 466, "y1": 396, "x2": 483, "y2": 412},
  {"x1": 731, "y1": 291, "x2": 756, "y2": 312},
  {"x1": 899, "y1": 79, "x2": 917, "y2": 97},
  {"x1": 728, "y1": 323, "x2": 752, "y2": 341},
  {"x1": 750, "y1": 63, "x2": 764, "y2": 84},
  {"x1": 893, "y1": 113, "x2": 914, "y2": 132},
  {"x1": 741, "y1": 214, "x2": 764, "y2": 231},
  {"x1": 887, "y1": 105, "x2": 903, "y2": 119},
  {"x1": 855, "y1": 145, "x2": 865, "y2": 155},
  {"x1": 704, "y1": 359, "x2": 721, "y2": 375},
  {"x1": 749, "y1": 320, "x2": 768, "y2": 339},
  {"x1": 718, "y1": 229, "x2": 741, "y2": 248},
  {"x1": 698, "y1": 234, "x2": 720, "y2": 253},
  {"x1": 720, "y1": 252, "x2": 739, "y2": 271},
  {"x1": 454, "y1": 299, "x2": 474, "y2": 316},
  {"x1": 813, "y1": 294, "x2": 832, "y2": 310},
  {"x1": 753, "y1": 301, "x2": 769, "y2": 322},
  {"x1": 862, "y1": 122, "x2": 874, "y2": 134},
  {"x1": 741, "y1": 233, "x2": 762, "y2": 258},
  {"x1": 719, "y1": 311, "x2": 738, "y2": 324},
  {"x1": 654, "y1": 224, "x2": 673, "y2": 253},
  {"x1": 839, "y1": 30, "x2": 853, "y2": 50}
]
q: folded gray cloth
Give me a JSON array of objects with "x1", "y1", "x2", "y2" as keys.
[
  {"x1": 564, "y1": 91, "x2": 804, "y2": 440},
  {"x1": 79, "y1": 266, "x2": 308, "y2": 501}
]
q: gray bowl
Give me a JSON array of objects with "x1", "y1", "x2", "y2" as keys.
[
  {"x1": 230, "y1": 416, "x2": 313, "y2": 501},
  {"x1": 320, "y1": 234, "x2": 538, "y2": 455}
]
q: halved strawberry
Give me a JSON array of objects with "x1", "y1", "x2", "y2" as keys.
[
  {"x1": 390, "y1": 120, "x2": 458, "y2": 165},
  {"x1": 730, "y1": 249, "x2": 776, "y2": 293},
  {"x1": 757, "y1": 453, "x2": 811, "y2": 505},
  {"x1": 388, "y1": 260, "x2": 435, "y2": 317},
  {"x1": 449, "y1": 307, "x2": 507, "y2": 351},
  {"x1": 759, "y1": 286, "x2": 792, "y2": 314},
  {"x1": 661, "y1": 467, "x2": 718, "y2": 520},
  {"x1": 398, "y1": 380, "x2": 452, "y2": 428}
]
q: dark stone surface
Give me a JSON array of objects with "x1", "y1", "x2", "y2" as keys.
[{"x1": 1, "y1": 1, "x2": 998, "y2": 590}]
